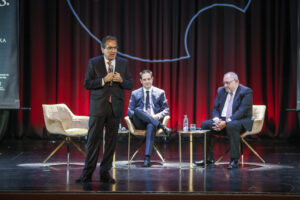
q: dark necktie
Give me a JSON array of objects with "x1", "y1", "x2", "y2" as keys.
[{"x1": 146, "y1": 91, "x2": 150, "y2": 111}]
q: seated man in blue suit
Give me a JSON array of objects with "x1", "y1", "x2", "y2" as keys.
[
  {"x1": 128, "y1": 70, "x2": 171, "y2": 167},
  {"x1": 195, "y1": 72, "x2": 253, "y2": 169}
]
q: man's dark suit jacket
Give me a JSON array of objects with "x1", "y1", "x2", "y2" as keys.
[
  {"x1": 84, "y1": 55, "x2": 133, "y2": 117},
  {"x1": 212, "y1": 84, "x2": 253, "y2": 131},
  {"x1": 127, "y1": 86, "x2": 169, "y2": 120}
]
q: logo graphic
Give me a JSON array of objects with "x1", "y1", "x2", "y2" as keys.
[
  {"x1": 67, "y1": 0, "x2": 252, "y2": 63},
  {"x1": 0, "y1": 38, "x2": 7, "y2": 43},
  {"x1": 0, "y1": 0, "x2": 9, "y2": 7},
  {"x1": 0, "y1": 81, "x2": 4, "y2": 91}
]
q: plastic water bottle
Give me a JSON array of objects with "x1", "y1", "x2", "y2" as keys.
[{"x1": 183, "y1": 115, "x2": 189, "y2": 132}]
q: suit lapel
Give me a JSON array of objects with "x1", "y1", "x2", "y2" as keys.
[
  {"x1": 232, "y1": 85, "x2": 241, "y2": 112},
  {"x1": 94, "y1": 56, "x2": 107, "y2": 76},
  {"x1": 140, "y1": 88, "x2": 145, "y2": 109},
  {"x1": 115, "y1": 57, "x2": 121, "y2": 74},
  {"x1": 151, "y1": 87, "x2": 157, "y2": 108},
  {"x1": 220, "y1": 89, "x2": 227, "y2": 111}
]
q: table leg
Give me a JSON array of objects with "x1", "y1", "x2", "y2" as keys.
[
  {"x1": 113, "y1": 152, "x2": 116, "y2": 168},
  {"x1": 190, "y1": 134, "x2": 193, "y2": 168},
  {"x1": 128, "y1": 132, "x2": 130, "y2": 167},
  {"x1": 204, "y1": 132, "x2": 206, "y2": 168},
  {"x1": 179, "y1": 132, "x2": 182, "y2": 169}
]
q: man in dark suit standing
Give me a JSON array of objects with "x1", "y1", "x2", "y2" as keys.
[
  {"x1": 128, "y1": 70, "x2": 171, "y2": 167},
  {"x1": 76, "y1": 36, "x2": 133, "y2": 184},
  {"x1": 195, "y1": 72, "x2": 253, "y2": 169}
]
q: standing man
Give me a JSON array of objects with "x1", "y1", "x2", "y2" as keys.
[
  {"x1": 128, "y1": 70, "x2": 171, "y2": 167},
  {"x1": 195, "y1": 72, "x2": 253, "y2": 169},
  {"x1": 76, "y1": 36, "x2": 133, "y2": 184}
]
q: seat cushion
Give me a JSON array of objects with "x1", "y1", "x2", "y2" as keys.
[{"x1": 65, "y1": 128, "x2": 88, "y2": 136}]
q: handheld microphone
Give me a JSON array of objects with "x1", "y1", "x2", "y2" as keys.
[{"x1": 109, "y1": 65, "x2": 113, "y2": 86}]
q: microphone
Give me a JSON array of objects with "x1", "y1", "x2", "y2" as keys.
[{"x1": 109, "y1": 65, "x2": 113, "y2": 73}]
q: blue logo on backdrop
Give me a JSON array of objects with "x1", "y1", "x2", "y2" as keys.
[
  {"x1": 0, "y1": 0, "x2": 9, "y2": 6},
  {"x1": 0, "y1": 38, "x2": 6, "y2": 43},
  {"x1": 0, "y1": 38, "x2": 7, "y2": 43},
  {"x1": 67, "y1": 0, "x2": 252, "y2": 63}
]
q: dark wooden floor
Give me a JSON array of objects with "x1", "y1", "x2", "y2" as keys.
[{"x1": 1, "y1": 133, "x2": 300, "y2": 200}]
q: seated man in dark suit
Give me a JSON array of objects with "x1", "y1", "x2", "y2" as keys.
[
  {"x1": 127, "y1": 70, "x2": 171, "y2": 167},
  {"x1": 196, "y1": 72, "x2": 253, "y2": 169}
]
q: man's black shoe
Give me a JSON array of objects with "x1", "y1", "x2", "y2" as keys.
[
  {"x1": 75, "y1": 176, "x2": 92, "y2": 183},
  {"x1": 100, "y1": 171, "x2": 116, "y2": 184},
  {"x1": 194, "y1": 159, "x2": 215, "y2": 167},
  {"x1": 142, "y1": 156, "x2": 151, "y2": 167},
  {"x1": 227, "y1": 159, "x2": 239, "y2": 169},
  {"x1": 159, "y1": 124, "x2": 171, "y2": 134}
]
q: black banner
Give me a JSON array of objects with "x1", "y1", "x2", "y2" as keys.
[{"x1": 0, "y1": 0, "x2": 19, "y2": 109}]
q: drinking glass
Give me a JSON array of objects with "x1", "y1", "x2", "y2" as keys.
[{"x1": 190, "y1": 124, "x2": 196, "y2": 131}]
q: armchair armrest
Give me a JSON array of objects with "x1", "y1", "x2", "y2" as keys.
[
  {"x1": 124, "y1": 116, "x2": 136, "y2": 134},
  {"x1": 71, "y1": 116, "x2": 90, "y2": 129},
  {"x1": 162, "y1": 115, "x2": 170, "y2": 125}
]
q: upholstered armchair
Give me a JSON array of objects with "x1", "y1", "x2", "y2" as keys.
[
  {"x1": 42, "y1": 104, "x2": 89, "y2": 165},
  {"x1": 216, "y1": 105, "x2": 266, "y2": 164},
  {"x1": 240, "y1": 105, "x2": 266, "y2": 163},
  {"x1": 124, "y1": 115, "x2": 170, "y2": 164}
]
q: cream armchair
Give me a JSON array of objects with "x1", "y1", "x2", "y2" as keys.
[
  {"x1": 124, "y1": 115, "x2": 170, "y2": 164},
  {"x1": 216, "y1": 105, "x2": 266, "y2": 164},
  {"x1": 42, "y1": 104, "x2": 89, "y2": 165},
  {"x1": 240, "y1": 105, "x2": 266, "y2": 163}
]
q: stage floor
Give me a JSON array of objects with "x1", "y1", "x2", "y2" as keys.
[{"x1": 0, "y1": 134, "x2": 300, "y2": 198}]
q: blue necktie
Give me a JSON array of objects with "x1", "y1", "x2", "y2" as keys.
[{"x1": 146, "y1": 91, "x2": 150, "y2": 111}]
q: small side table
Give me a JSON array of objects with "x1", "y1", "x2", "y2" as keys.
[{"x1": 178, "y1": 129, "x2": 210, "y2": 168}]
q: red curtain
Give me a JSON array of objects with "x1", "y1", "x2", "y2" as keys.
[{"x1": 18, "y1": 0, "x2": 297, "y2": 138}]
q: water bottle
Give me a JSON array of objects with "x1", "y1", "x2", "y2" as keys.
[
  {"x1": 118, "y1": 123, "x2": 122, "y2": 132},
  {"x1": 183, "y1": 115, "x2": 189, "y2": 132}
]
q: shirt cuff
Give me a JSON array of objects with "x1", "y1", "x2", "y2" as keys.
[
  {"x1": 158, "y1": 114, "x2": 163, "y2": 120},
  {"x1": 212, "y1": 117, "x2": 219, "y2": 122},
  {"x1": 102, "y1": 78, "x2": 105, "y2": 86}
]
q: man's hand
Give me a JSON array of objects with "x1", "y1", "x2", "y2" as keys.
[
  {"x1": 112, "y1": 72, "x2": 123, "y2": 83},
  {"x1": 217, "y1": 121, "x2": 226, "y2": 130},
  {"x1": 104, "y1": 72, "x2": 114, "y2": 83},
  {"x1": 152, "y1": 114, "x2": 160, "y2": 120},
  {"x1": 212, "y1": 120, "x2": 226, "y2": 131},
  {"x1": 145, "y1": 109, "x2": 151, "y2": 115}
]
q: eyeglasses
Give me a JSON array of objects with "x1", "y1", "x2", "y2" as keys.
[
  {"x1": 106, "y1": 46, "x2": 118, "y2": 51},
  {"x1": 223, "y1": 80, "x2": 234, "y2": 85}
]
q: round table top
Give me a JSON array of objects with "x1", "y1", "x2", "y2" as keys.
[{"x1": 178, "y1": 129, "x2": 210, "y2": 134}]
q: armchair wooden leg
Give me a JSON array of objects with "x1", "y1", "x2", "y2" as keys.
[
  {"x1": 43, "y1": 140, "x2": 66, "y2": 163},
  {"x1": 239, "y1": 142, "x2": 243, "y2": 166},
  {"x1": 153, "y1": 144, "x2": 165, "y2": 162},
  {"x1": 130, "y1": 138, "x2": 146, "y2": 161},
  {"x1": 130, "y1": 148, "x2": 141, "y2": 162},
  {"x1": 69, "y1": 138, "x2": 86, "y2": 156},
  {"x1": 241, "y1": 137, "x2": 265, "y2": 163},
  {"x1": 215, "y1": 148, "x2": 229, "y2": 163}
]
